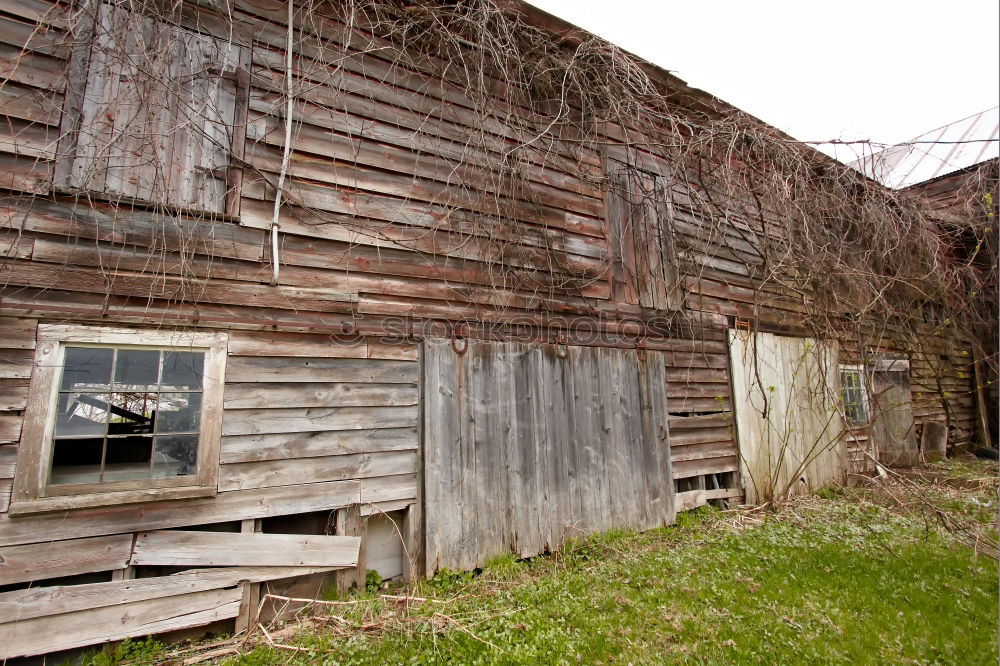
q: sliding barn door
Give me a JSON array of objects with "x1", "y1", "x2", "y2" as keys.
[
  {"x1": 423, "y1": 340, "x2": 673, "y2": 572},
  {"x1": 729, "y1": 331, "x2": 846, "y2": 505}
]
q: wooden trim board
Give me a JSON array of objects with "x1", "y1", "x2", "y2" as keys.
[
  {"x1": 0, "y1": 587, "x2": 242, "y2": 659},
  {"x1": 0, "y1": 533, "x2": 132, "y2": 585},
  {"x1": 0, "y1": 565, "x2": 340, "y2": 623},
  {"x1": 130, "y1": 530, "x2": 361, "y2": 567}
]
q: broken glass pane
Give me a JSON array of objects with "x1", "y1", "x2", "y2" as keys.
[
  {"x1": 50, "y1": 437, "x2": 103, "y2": 485},
  {"x1": 104, "y1": 435, "x2": 153, "y2": 480},
  {"x1": 152, "y1": 434, "x2": 198, "y2": 477},
  {"x1": 155, "y1": 392, "x2": 202, "y2": 433},
  {"x1": 106, "y1": 391, "x2": 157, "y2": 435},
  {"x1": 54, "y1": 392, "x2": 110, "y2": 437}
]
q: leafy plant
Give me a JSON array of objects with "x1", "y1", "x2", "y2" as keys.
[{"x1": 87, "y1": 637, "x2": 166, "y2": 666}]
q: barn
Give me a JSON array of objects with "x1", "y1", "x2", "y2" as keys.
[{"x1": 0, "y1": 0, "x2": 990, "y2": 658}]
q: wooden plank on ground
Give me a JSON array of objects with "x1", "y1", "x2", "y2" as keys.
[
  {"x1": 0, "y1": 534, "x2": 133, "y2": 585},
  {"x1": 0, "y1": 587, "x2": 242, "y2": 659},
  {"x1": 0, "y1": 565, "x2": 339, "y2": 623},
  {"x1": 130, "y1": 531, "x2": 361, "y2": 567}
]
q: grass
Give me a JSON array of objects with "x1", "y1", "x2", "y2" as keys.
[{"x1": 94, "y1": 458, "x2": 999, "y2": 665}]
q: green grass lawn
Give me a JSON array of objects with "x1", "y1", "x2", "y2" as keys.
[{"x1": 106, "y1": 460, "x2": 999, "y2": 665}]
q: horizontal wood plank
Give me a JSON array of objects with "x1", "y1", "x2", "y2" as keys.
[
  {"x1": 0, "y1": 565, "x2": 340, "y2": 623},
  {"x1": 0, "y1": 413, "x2": 23, "y2": 444},
  {"x1": 228, "y1": 330, "x2": 368, "y2": 358},
  {"x1": 130, "y1": 531, "x2": 361, "y2": 567},
  {"x1": 0, "y1": 347, "x2": 33, "y2": 378},
  {"x1": 223, "y1": 382, "x2": 417, "y2": 409},
  {"x1": 0, "y1": 534, "x2": 133, "y2": 585},
  {"x1": 225, "y1": 356, "x2": 418, "y2": 383},
  {"x1": 0, "y1": 444, "x2": 16, "y2": 477},
  {"x1": 0, "y1": 587, "x2": 242, "y2": 659},
  {"x1": 672, "y1": 455, "x2": 740, "y2": 479},
  {"x1": 222, "y1": 405, "x2": 418, "y2": 436},
  {"x1": 0, "y1": 383, "x2": 28, "y2": 411},
  {"x1": 0, "y1": 479, "x2": 362, "y2": 547},
  {"x1": 219, "y1": 450, "x2": 417, "y2": 491},
  {"x1": 220, "y1": 427, "x2": 418, "y2": 464}
]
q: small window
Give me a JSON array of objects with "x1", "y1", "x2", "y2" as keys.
[
  {"x1": 51, "y1": 346, "x2": 205, "y2": 485},
  {"x1": 605, "y1": 155, "x2": 683, "y2": 312},
  {"x1": 839, "y1": 365, "x2": 869, "y2": 425},
  {"x1": 11, "y1": 326, "x2": 227, "y2": 513},
  {"x1": 55, "y1": 3, "x2": 249, "y2": 214}
]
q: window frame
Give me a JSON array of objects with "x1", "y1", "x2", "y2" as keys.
[
  {"x1": 838, "y1": 364, "x2": 871, "y2": 426},
  {"x1": 10, "y1": 325, "x2": 227, "y2": 515},
  {"x1": 53, "y1": 0, "x2": 251, "y2": 218},
  {"x1": 603, "y1": 144, "x2": 684, "y2": 312}
]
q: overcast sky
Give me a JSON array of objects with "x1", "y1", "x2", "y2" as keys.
[{"x1": 527, "y1": 0, "x2": 1000, "y2": 161}]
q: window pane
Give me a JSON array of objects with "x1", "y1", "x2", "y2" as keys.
[
  {"x1": 55, "y1": 392, "x2": 109, "y2": 437},
  {"x1": 104, "y1": 435, "x2": 153, "y2": 481},
  {"x1": 162, "y1": 351, "x2": 204, "y2": 390},
  {"x1": 153, "y1": 434, "x2": 198, "y2": 477},
  {"x1": 50, "y1": 437, "x2": 103, "y2": 485},
  {"x1": 60, "y1": 347, "x2": 113, "y2": 390},
  {"x1": 114, "y1": 349, "x2": 160, "y2": 389},
  {"x1": 155, "y1": 392, "x2": 202, "y2": 433},
  {"x1": 107, "y1": 392, "x2": 157, "y2": 435}
]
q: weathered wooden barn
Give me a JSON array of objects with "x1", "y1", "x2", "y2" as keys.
[
  {"x1": 851, "y1": 107, "x2": 999, "y2": 450},
  {"x1": 0, "y1": 0, "x2": 990, "y2": 658}
]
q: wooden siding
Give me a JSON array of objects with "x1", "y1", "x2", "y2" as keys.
[
  {"x1": 0, "y1": 323, "x2": 418, "y2": 548},
  {"x1": 0, "y1": 0, "x2": 984, "y2": 655},
  {"x1": 424, "y1": 339, "x2": 673, "y2": 572},
  {"x1": 0, "y1": 0, "x2": 749, "y2": 515}
]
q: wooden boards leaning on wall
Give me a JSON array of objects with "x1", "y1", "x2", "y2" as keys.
[{"x1": 423, "y1": 338, "x2": 674, "y2": 573}]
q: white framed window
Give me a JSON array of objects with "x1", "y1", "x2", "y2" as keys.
[
  {"x1": 11, "y1": 325, "x2": 227, "y2": 514},
  {"x1": 839, "y1": 364, "x2": 870, "y2": 425}
]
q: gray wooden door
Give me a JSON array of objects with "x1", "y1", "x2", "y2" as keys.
[
  {"x1": 871, "y1": 368, "x2": 918, "y2": 467},
  {"x1": 423, "y1": 339, "x2": 673, "y2": 572}
]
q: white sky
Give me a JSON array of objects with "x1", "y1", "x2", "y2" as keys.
[{"x1": 527, "y1": 0, "x2": 1000, "y2": 162}]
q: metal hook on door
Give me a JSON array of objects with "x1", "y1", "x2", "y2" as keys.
[
  {"x1": 451, "y1": 322, "x2": 469, "y2": 355},
  {"x1": 555, "y1": 331, "x2": 568, "y2": 358}
]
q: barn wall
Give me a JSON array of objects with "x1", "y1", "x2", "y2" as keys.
[
  {"x1": 0, "y1": 0, "x2": 749, "y2": 512},
  {"x1": 0, "y1": 317, "x2": 417, "y2": 658},
  {"x1": 0, "y1": 0, "x2": 984, "y2": 656}
]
